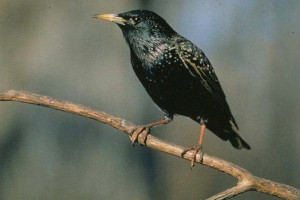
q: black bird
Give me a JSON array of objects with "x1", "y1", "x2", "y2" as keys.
[{"x1": 93, "y1": 10, "x2": 250, "y2": 166}]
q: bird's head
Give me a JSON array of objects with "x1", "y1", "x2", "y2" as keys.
[{"x1": 93, "y1": 10, "x2": 177, "y2": 53}]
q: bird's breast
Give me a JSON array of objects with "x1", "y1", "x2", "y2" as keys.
[
  {"x1": 139, "y1": 47, "x2": 184, "y2": 85},
  {"x1": 131, "y1": 46, "x2": 207, "y2": 116}
]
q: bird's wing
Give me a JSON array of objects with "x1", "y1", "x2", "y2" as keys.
[{"x1": 176, "y1": 40, "x2": 226, "y2": 100}]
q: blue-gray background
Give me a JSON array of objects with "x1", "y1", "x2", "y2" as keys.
[{"x1": 0, "y1": 0, "x2": 299, "y2": 199}]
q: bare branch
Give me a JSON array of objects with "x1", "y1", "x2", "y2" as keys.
[
  {"x1": 0, "y1": 90, "x2": 299, "y2": 200},
  {"x1": 206, "y1": 182, "x2": 252, "y2": 200}
]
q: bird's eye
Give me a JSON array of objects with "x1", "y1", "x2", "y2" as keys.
[{"x1": 129, "y1": 17, "x2": 140, "y2": 25}]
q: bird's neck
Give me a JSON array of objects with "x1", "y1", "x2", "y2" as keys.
[{"x1": 124, "y1": 31, "x2": 175, "y2": 64}]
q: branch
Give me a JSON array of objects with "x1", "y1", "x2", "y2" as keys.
[{"x1": 0, "y1": 90, "x2": 299, "y2": 200}]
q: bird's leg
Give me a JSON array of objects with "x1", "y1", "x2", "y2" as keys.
[
  {"x1": 191, "y1": 124, "x2": 206, "y2": 166},
  {"x1": 181, "y1": 124, "x2": 206, "y2": 168},
  {"x1": 130, "y1": 117, "x2": 171, "y2": 145}
]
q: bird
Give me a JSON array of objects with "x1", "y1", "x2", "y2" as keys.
[{"x1": 93, "y1": 10, "x2": 250, "y2": 166}]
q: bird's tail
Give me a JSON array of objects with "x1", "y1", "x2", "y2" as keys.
[
  {"x1": 226, "y1": 119, "x2": 251, "y2": 150},
  {"x1": 195, "y1": 115, "x2": 251, "y2": 150}
]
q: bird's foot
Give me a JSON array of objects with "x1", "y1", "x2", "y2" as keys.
[
  {"x1": 181, "y1": 145, "x2": 203, "y2": 168},
  {"x1": 130, "y1": 126, "x2": 150, "y2": 146},
  {"x1": 130, "y1": 118, "x2": 170, "y2": 146}
]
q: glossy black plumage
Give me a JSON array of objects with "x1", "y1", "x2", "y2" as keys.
[{"x1": 96, "y1": 10, "x2": 250, "y2": 150}]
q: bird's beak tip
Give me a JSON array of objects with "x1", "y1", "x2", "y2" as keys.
[
  {"x1": 92, "y1": 14, "x2": 108, "y2": 20},
  {"x1": 92, "y1": 13, "x2": 126, "y2": 25},
  {"x1": 92, "y1": 14, "x2": 99, "y2": 19}
]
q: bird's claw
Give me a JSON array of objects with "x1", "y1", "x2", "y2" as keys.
[
  {"x1": 130, "y1": 126, "x2": 150, "y2": 146},
  {"x1": 181, "y1": 145, "x2": 203, "y2": 168}
]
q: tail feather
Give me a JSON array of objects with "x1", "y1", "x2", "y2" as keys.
[
  {"x1": 194, "y1": 116, "x2": 251, "y2": 150},
  {"x1": 228, "y1": 120, "x2": 251, "y2": 149}
]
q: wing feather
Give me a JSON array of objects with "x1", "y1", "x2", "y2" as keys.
[{"x1": 176, "y1": 40, "x2": 226, "y2": 101}]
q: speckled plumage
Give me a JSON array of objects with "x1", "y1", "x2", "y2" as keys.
[{"x1": 102, "y1": 10, "x2": 250, "y2": 149}]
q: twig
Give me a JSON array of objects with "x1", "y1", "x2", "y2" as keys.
[{"x1": 0, "y1": 90, "x2": 299, "y2": 200}]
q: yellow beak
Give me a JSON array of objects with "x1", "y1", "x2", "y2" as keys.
[{"x1": 92, "y1": 14, "x2": 127, "y2": 25}]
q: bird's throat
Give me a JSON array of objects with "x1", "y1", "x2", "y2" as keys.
[{"x1": 125, "y1": 32, "x2": 169, "y2": 65}]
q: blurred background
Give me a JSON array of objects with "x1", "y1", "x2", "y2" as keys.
[{"x1": 0, "y1": 0, "x2": 299, "y2": 199}]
